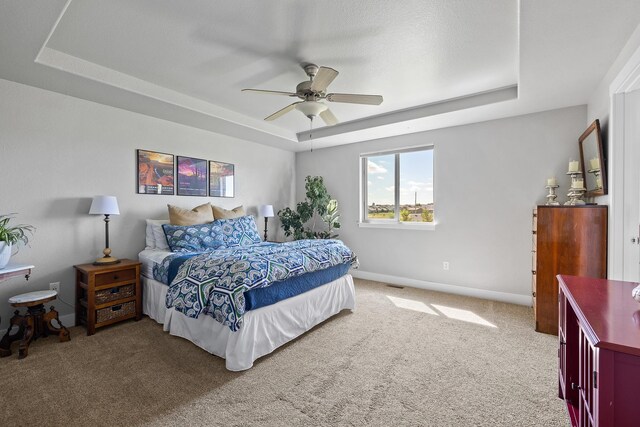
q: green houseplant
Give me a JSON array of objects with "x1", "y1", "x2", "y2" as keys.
[
  {"x1": 0, "y1": 214, "x2": 35, "y2": 269},
  {"x1": 278, "y1": 176, "x2": 341, "y2": 240}
]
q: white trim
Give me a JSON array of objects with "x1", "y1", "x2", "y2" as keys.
[
  {"x1": 35, "y1": 0, "x2": 73, "y2": 60},
  {"x1": 0, "y1": 313, "x2": 75, "y2": 337},
  {"x1": 360, "y1": 143, "x2": 435, "y2": 157},
  {"x1": 608, "y1": 40, "x2": 640, "y2": 280},
  {"x1": 297, "y1": 85, "x2": 519, "y2": 141},
  {"x1": 351, "y1": 270, "x2": 532, "y2": 306},
  {"x1": 358, "y1": 222, "x2": 436, "y2": 231},
  {"x1": 609, "y1": 94, "x2": 625, "y2": 279}
]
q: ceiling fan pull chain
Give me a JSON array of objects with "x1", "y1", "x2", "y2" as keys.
[{"x1": 310, "y1": 118, "x2": 314, "y2": 152}]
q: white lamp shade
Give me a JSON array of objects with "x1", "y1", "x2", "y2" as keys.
[
  {"x1": 258, "y1": 204, "x2": 274, "y2": 218},
  {"x1": 89, "y1": 196, "x2": 120, "y2": 215}
]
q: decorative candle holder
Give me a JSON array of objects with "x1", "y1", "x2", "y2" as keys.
[
  {"x1": 565, "y1": 171, "x2": 586, "y2": 206},
  {"x1": 545, "y1": 185, "x2": 560, "y2": 205},
  {"x1": 588, "y1": 168, "x2": 602, "y2": 190}
]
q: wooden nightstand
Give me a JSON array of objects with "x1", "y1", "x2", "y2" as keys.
[{"x1": 74, "y1": 259, "x2": 142, "y2": 335}]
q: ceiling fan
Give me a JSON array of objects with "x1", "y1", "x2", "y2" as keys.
[{"x1": 242, "y1": 63, "x2": 383, "y2": 126}]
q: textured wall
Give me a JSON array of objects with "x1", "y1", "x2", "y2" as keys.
[
  {"x1": 295, "y1": 106, "x2": 587, "y2": 301},
  {"x1": 0, "y1": 78, "x2": 295, "y2": 323}
]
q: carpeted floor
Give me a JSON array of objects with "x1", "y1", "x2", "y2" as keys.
[{"x1": 0, "y1": 279, "x2": 565, "y2": 426}]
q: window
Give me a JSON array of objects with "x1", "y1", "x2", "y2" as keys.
[{"x1": 361, "y1": 146, "x2": 434, "y2": 226}]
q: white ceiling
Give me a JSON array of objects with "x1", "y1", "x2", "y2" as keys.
[{"x1": 1, "y1": 1, "x2": 639, "y2": 151}]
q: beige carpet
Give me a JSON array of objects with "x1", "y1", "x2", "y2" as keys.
[{"x1": 0, "y1": 279, "x2": 565, "y2": 426}]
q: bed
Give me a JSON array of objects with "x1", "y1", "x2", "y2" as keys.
[{"x1": 139, "y1": 216, "x2": 357, "y2": 371}]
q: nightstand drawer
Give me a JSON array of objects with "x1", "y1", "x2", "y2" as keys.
[
  {"x1": 96, "y1": 301, "x2": 135, "y2": 323},
  {"x1": 95, "y1": 268, "x2": 136, "y2": 286},
  {"x1": 95, "y1": 284, "x2": 135, "y2": 305}
]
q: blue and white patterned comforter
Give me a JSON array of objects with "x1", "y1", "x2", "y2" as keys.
[{"x1": 164, "y1": 240, "x2": 356, "y2": 331}]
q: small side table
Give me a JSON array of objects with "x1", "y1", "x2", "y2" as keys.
[
  {"x1": 0, "y1": 290, "x2": 70, "y2": 359},
  {"x1": 74, "y1": 259, "x2": 142, "y2": 335},
  {"x1": 0, "y1": 263, "x2": 35, "y2": 331}
]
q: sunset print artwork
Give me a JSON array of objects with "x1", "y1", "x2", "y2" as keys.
[
  {"x1": 209, "y1": 161, "x2": 234, "y2": 197},
  {"x1": 177, "y1": 156, "x2": 207, "y2": 196},
  {"x1": 137, "y1": 149, "x2": 175, "y2": 195}
]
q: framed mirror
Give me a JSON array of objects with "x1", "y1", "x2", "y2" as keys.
[{"x1": 578, "y1": 119, "x2": 607, "y2": 197}]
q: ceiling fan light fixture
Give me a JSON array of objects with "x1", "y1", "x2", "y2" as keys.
[{"x1": 295, "y1": 101, "x2": 327, "y2": 119}]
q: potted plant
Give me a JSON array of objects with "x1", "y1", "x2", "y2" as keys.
[
  {"x1": 0, "y1": 214, "x2": 35, "y2": 269},
  {"x1": 278, "y1": 176, "x2": 341, "y2": 240}
]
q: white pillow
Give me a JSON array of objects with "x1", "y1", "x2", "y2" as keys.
[
  {"x1": 144, "y1": 220, "x2": 155, "y2": 249},
  {"x1": 153, "y1": 221, "x2": 170, "y2": 250},
  {"x1": 145, "y1": 219, "x2": 170, "y2": 250}
]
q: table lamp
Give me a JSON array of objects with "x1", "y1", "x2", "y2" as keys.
[
  {"x1": 89, "y1": 195, "x2": 120, "y2": 265},
  {"x1": 258, "y1": 205, "x2": 274, "y2": 241}
]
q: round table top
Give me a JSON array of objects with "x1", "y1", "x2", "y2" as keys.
[{"x1": 9, "y1": 290, "x2": 57, "y2": 305}]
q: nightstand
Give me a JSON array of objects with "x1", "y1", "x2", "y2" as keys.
[{"x1": 74, "y1": 259, "x2": 142, "y2": 335}]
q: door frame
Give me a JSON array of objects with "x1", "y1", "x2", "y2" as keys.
[{"x1": 609, "y1": 44, "x2": 640, "y2": 280}]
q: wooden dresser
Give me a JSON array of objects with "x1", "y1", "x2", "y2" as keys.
[
  {"x1": 74, "y1": 259, "x2": 142, "y2": 335},
  {"x1": 532, "y1": 206, "x2": 607, "y2": 335},
  {"x1": 558, "y1": 275, "x2": 640, "y2": 427}
]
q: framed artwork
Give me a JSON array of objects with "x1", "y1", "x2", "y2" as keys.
[
  {"x1": 137, "y1": 149, "x2": 175, "y2": 195},
  {"x1": 177, "y1": 156, "x2": 208, "y2": 196},
  {"x1": 209, "y1": 161, "x2": 235, "y2": 198}
]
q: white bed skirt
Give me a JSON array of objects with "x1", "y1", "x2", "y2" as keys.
[{"x1": 142, "y1": 274, "x2": 356, "y2": 371}]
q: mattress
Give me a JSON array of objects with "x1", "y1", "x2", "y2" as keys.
[
  {"x1": 138, "y1": 249, "x2": 173, "y2": 278},
  {"x1": 142, "y1": 274, "x2": 356, "y2": 370},
  {"x1": 143, "y1": 248, "x2": 353, "y2": 312}
]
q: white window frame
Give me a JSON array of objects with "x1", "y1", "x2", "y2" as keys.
[{"x1": 359, "y1": 144, "x2": 435, "y2": 230}]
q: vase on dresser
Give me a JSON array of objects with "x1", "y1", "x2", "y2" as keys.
[{"x1": 0, "y1": 242, "x2": 11, "y2": 269}]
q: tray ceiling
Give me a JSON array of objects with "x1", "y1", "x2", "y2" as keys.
[{"x1": 1, "y1": 1, "x2": 640, "y2": 151}]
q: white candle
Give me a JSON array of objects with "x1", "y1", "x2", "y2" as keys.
[
  {"x1": 547, "y1": 177, "x2": 557, "y2": 186},
  {"x1": 590, "y1": 157, "x2": 600, "y2": 170},
  {"x1": 568, "y1": 160, "x2": 580, "y2": 172}
]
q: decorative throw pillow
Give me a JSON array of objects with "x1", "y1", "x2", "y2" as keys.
[
  {"x1": 212, "y1": 205, "x2": 245, "y2": 219},
  {"x1": 145, "y1": 219, "x2": 169, "y2": 249},
  {"x1": 215, "y1": 215, "x2": 262, "y2": 247},
  {"x1": 168, "y1": 203, "x2": 214, "y2": 226},
  {"x1": 162, "y1": 222, "x2": 225, "y2": 253}
]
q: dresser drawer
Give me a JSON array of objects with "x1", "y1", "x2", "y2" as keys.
[
  {"x1": 96, "y1": 301, "x2": 136, "y2": 324},
  {"x1": 94, "y1": 268, "x2": 136, "y2": 287}
]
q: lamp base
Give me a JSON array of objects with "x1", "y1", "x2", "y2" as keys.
[{"x1": 93, "y1": 256, "x2": 120, "y2": 266}]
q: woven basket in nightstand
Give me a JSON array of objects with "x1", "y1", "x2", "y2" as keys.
[
  {"x1": 94, "y1": 284, "x2": 135, "y2": 305},
  {"x1": 96, "y1": 301, "x2": 135, "y2": 323}
]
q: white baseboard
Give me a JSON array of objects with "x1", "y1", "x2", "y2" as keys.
[
  {"x1": 351, "y1": 270, "x2": 532, "y2": 307},
  {"x1": 0, "y1": 312, "x2": 75, "y2": 337}
]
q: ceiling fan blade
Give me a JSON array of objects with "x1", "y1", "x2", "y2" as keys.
[
  {"x1": 319, "y1": 108, "x2": 339, "y2": 126},
  {"x1": 264, "y1": 102, "x2": 301, "y2": 121},
  {"x1": 310, "y1": 66, "x2": 339, "y2": 92},
  {"x1": 326, "y1": 93, "x2": 383, "y2": 105},
  {"x1": 242, "y1": 89, "x2": 297, "y2": 97}
]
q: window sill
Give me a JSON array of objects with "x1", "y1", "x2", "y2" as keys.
[{"x1": 358, "y1": 221, "x2": 436, "y2": 231}]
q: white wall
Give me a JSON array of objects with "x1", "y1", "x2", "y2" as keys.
[
  {"x1": 588, "y1": 22, "x2": 640, "y2": 124},
  {"x1": 296, "y1": 106, "x2": 587, "y2": 302},
  {"x1": 0, "y1": 78, "x2": 295, "y2": 324}
]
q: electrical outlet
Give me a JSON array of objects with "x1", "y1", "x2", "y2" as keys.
[
  {"x1": 442, "y1": 261, "x2": 450, "y2": 271},
  {"x1": 49, "y1": 282, "x2": 60, "y2": 293}
]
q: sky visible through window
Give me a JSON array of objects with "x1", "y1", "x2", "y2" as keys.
[{"x1": 367, "y1": 150, "x2": 433, "y2": 206}]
